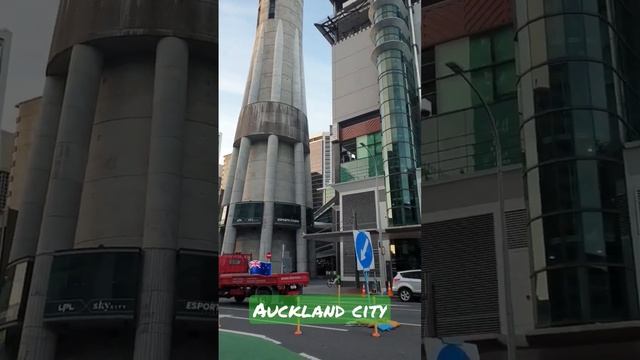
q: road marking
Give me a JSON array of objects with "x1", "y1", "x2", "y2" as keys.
[
  {"x1": 219, "y1": 329, "x2": 281, "y2": 344},
  {"x1": 300, "y1": 353, "x2": 322, "y2": 360},
  {"x1": 397, "y1": 322, "x2": 421, "y2": 327},
  {"x1": 391, "y1": 308, "x2": 421, "y2": 312},
  {"x1": 219, "y1": 314, "x2": 349, "y2": 332}
]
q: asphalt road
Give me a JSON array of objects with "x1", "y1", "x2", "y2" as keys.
[{"x1": 219, "y1": 281, "x2": 422, "y2": 360}]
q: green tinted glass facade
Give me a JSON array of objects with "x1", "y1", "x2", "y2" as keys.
[
  {"x1": 421, "y1": 27, "x2": 520, "y2": 181},
  {"x1": 516, "y1": 0, "x2": 640, "y2": 326},
  {"x1": 371, "y1": 1, "x2": 420, "y2": 226},
  {"x1": 339, "y1": 132, "x2": 383, "y2": 182}
]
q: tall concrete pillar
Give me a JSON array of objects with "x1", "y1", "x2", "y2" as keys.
[
  {"x1": 305, "y1": 153, "x2": 313, "y2": 209},
  {"x1": 295, "y1": 142, "x2": 307, "y2": 272},
  {"x1": 308, "y1": 239, "x2": 317, "y2": 277},
  {"x1": 221, "y1": 147, "x2": 239, "y2": 207},
  {"x1": 221, "y1": 137, "x2": 251, "y2": 254},
  {"x1": 18, "y1": 44, "x2": 103, "y2": 360},
  {"x1": 259, "y1": 135, "x2": 279, "y2": 259},
  {"x1": 133, "y1": 37, "x2": 189, "y2": 360},
  {"x1": 9, "y1": 77, "x2": 65, "y2": 264}
]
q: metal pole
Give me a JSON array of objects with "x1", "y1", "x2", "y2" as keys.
[
  {"x1": 353, "y1": 209, "x2": 360, "y2": 289},
  {"x1": 447, "y1": 63, "x2": 516, "y2": 360},
  {"x1": 359, "y1": 143, "x2": 386, "y2": 289}
]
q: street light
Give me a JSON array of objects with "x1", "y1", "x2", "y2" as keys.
[
  {"x1": 359, "y1": 142, "x2": 386, "y2": 293},
  {"x1": 445, "y1": 61, "x2": 517, "y2": 360}
]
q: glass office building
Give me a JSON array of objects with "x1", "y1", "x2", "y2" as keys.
[
  {"x1": 421, "y1": 26, "x2": 520, "y2": 181},
  {"x1": 515, "y1": 0, "x2": 640, "y2": 326}
]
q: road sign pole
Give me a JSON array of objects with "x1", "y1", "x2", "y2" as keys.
[{"x1": 364, "y1": 270, "x2": 370, "y2": 295}]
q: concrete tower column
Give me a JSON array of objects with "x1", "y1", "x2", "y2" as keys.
[
  {"x1": 133, "y1": 37, "x2": 189, "y2": 360},
  {"x1": 259, "y1": 135, "x2": 279, "y2": 259},
  {"x1": 18, "y1": 44, "x2": 103, "y2": 360},
  {"x1": 294, "y1": 142, "x2": 307, "y2": 272},
  {"x1": 221, "y1": 137, "x2": 252, "y2": 254},
  {"x1": 9, "y1": 77, "x2": 65, "y2": 263},
  {"x1": 221, "y1": 147, "x2": 239, "y2": 207}
]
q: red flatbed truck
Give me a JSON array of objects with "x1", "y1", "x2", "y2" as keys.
[{"x1": 218, "y1": 253, "x2": 309, "y2": 303}]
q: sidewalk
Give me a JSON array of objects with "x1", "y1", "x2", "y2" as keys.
[{"x1": 304, "y1": 279, "x2": 361, "y2": 295}]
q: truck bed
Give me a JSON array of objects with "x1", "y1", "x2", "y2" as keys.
[{"x1": 219, "y1": 272, "x2": 310, "y2": 287}]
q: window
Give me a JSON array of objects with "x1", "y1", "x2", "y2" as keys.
[
  {"x1": 339, "y1": 133, "x2": 383, "y2": 182},
  {"x1": 268, "y1": 0, "x2": 276, "y2": 19},
  {"x1": 257, "y1": 4, "x2": 261, "y2": 27},
  {"x1": 274, "y1": 203, "x2": 301, "y2": 227},
  {"x1": 233, "y1": 202, "x2": 264, "y2": 225},
  {"x1": 435, "y1": 27, "x2": 516, "y2": 114},
  {"x1": 45, "y1": 251, "x2": 140, "y2": 318},
  {"x1": 422, "y1": 47, "x2": 436, "y2": 114},
  {"x1": 176, "y1": 253, "x2": 216, "y2": 306}
]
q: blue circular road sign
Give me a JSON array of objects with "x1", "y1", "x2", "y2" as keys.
[
  {"x1": 355, "y1": 231, "x2": 373, "y2": 270},
  {"x1": 437, "y1": 345, "x2": 470, "y2": 360}
]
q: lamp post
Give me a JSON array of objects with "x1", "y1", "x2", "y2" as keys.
[
  {"x1": 446, "y1": 61, "x2": 516, "y2": 360},
  {"x1": 359, "y1": 142, "x2": 386, "y2": 292}
]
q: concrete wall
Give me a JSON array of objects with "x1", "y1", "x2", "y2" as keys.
[
  {"x1": 73, "y1": 55, "x2": 218, "y2": 251},
  {"x1": 243, "y1": 141, "x2": 268, "y2": 202},
  {"x1": 74, "y1": 58, "x2": 153, "y2": 249},
  {"x1": 0, "y1": 130, "x2": 14, "y2": 174},
  {"x1": 274, "y1": 142, "x2": 296, "y2": 203},
  {"x1": 422, "y1": 166, "x2": 525, "y2": 214},
  {"x1": 0, "y1": 30, "x2": 11, "y2": 127},
  {"x1": 178, "y1": 58, "x2": 218, "y2": 252},
  {"x1": 49, "y1": 0, "x2": 218, "y2": 74},
  {"x1": 7, "y1": 97, "x2": 41, "y2": 211},
  {"x1": 242, "y1": 0, "x2": 305, "y2": 110},
  {"x1": 332, "y1": 29, "x2": 379, "y2": 123},
  {"x1": 422, "y1": 167, "x2": 535, "y2": 336}
]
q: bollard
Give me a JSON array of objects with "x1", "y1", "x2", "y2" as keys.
[
  {"x1": 371, "y1": 295, "x2": 381, "y2": 337},
  {"x1": 294, "y1": 318, "x2": 302, "y2": 336},
  {"x1": 361, "y1": 283, "x2": 366, "y2": 297},
  {"x1": 294, "y1": 296, "x2": 302, "y2": 335},
  {"x1": 371, "y1": 322, "x2": 381, "y2": 337}
]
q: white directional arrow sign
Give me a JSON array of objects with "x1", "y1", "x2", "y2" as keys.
[{"x1": 353, "y1": 231, "x2": 374, "y2": 271}]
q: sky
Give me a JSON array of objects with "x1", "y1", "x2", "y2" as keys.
[
  {"x1": 218, "y1": 0, "x2": 333, "y2": 164},
  {"x1": 0, "y1": 0, "x2": 60, "y2": 131}
]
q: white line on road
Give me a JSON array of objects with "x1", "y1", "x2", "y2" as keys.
[
  {"x1": 391, "y1": 308, "x2": 421, "y2": 312},
  {"x1": 397, "y1": 322, "x2": 421, "y2": 327},
  {"x1": 219, "y1": 329, "x2": 282, "y2": 344},
  {"x1": 220, "y1": 314, "x2": 349, "y2": 332},
  {"x1": 300, "y1": 353, "x2": 322, "y2": 360}
]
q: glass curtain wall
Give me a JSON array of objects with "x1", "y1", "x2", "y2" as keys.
[
  {"x1": 371, "y1": 1, "x2": 420, "y2": 226},
  {"x1": 339, "y1": 132, "x2": 383, "y2": 182},
  {"x1": 515, "y1": 0, "x2": 640, "y2": 327},
  {"x1": 421, "y1": 27, "x2": 520, "y2": 182}
]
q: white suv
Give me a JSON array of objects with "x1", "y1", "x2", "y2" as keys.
[{"x1": 392, "y1": 270, "x2": 422, "y2": 302}]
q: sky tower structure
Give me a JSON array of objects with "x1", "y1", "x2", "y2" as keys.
[{"x1": 220, "y1": 0, "x2": 311, "y2": 274}]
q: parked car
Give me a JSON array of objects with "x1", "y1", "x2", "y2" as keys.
[{"x1": 392, "y1": 270, "x2": 422, "y2": 302}]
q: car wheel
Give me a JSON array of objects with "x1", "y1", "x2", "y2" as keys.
[
  {"x1": 234, "y1": 296, "x2": 245, "y2": 304},
  {"x1": 399, "y1": 287, "x2": 412, "y2": 302}
]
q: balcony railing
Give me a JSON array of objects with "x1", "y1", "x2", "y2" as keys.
[{"x1": 338, "y1": 156, "x2": 383, "y2": 183}]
